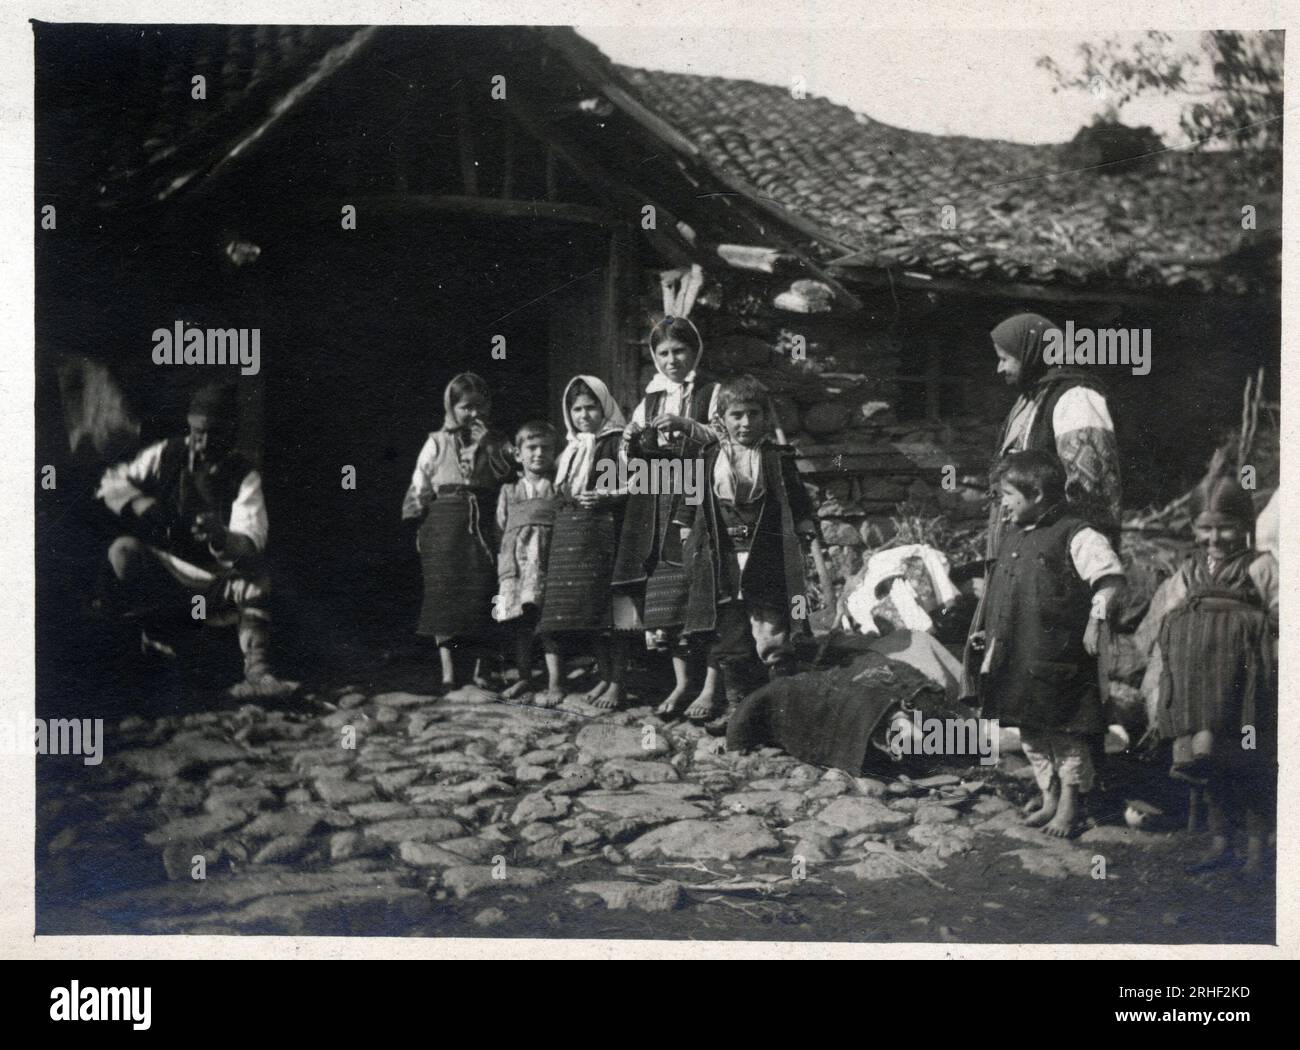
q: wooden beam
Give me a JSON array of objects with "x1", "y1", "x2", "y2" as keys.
[
  {"x1": 829, "y1": 264, "x2": 1196, "y2": 306},
  {"x1": 183, "y1": 27, "x2": 381, "y2": 202},
  {"x1": 303, "y1": 194, "x2": 613, "y2": 226},
  {"x1": 503, "y1": 94, "x2": 699, "y2": 261}
]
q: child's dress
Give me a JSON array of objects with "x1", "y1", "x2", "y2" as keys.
[
  {"x1": 402, "y1": 401, "x2": 513, "y2": 643},
  {"x1": 1154, "y1": 548, "x2": 1278, "y2": 778},
  {"x1": 537, "y1": 376, "x2": 629, "y2": 635},
  {"x1": 612, "y1": 369, "x2": 720, "y2": 631},
  {"x1": 492, "y1": 476, "x2": 558, "y2": 623}
]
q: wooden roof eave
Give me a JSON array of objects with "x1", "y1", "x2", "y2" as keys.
[
  {"x1": 167, "y1": 26, "x2": 383, "y2": 206},
  {"x1": 828, "y1": 263, "x2": 1260, "y2": 308},
  {"x1": 542, "y1": 28, "x2": 865, "y2": 310}
]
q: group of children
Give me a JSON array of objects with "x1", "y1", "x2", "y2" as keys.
[
  {"x1": 401, "y1": 320, "x2": 1276, "y2": 859},
  {"x1": 976, "y1": 448, "x2": 1276, "y2": 863},
  {"x1": 401, "y1": 317, "x2": 817, "y2": 723}
]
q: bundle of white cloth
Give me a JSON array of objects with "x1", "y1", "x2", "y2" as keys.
[{"x1": 842, "y1": 543, "x2": 961, "y2": 637}]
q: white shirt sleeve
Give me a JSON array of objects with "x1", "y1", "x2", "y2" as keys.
[
  {"x1": 402, "y1": 434, "x2": 439, "y2": 520},
  {"x1": 97, "y1": 439, "x2": 167, "y2": 515},
  {"x1": 1052, "y1": 387, "x2": 1114, "y2": 435},
  {"x1": 226, "y1": 469, "x2": 268, "y2": 553},
  {"x1": 1069, "y1": 527, "x2": 1125, "y2": 619}
]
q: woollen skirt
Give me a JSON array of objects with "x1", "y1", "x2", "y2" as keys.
[
  {"x1": 537, "y1": 503, "x2": 616, "y2": 633},
  {"x1": 417, "y1": 492, "x2": 497, "y2": 641},
  {"x1": 642, "y1": 561, "x2": 691, "y2": 630}
]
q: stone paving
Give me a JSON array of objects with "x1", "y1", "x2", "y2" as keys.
[{"x1": 37, "y1": 675, "x2": 1201, "y2": 938}]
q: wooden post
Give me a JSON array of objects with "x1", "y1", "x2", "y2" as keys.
[
  {"x1": 457, "y1": 81, "x2": 479, "y2": 196},
  {"x1": 601, "y1": 224, "x2": 634, "y2": 408},
  {"x1": 500, "y1": 118, "x2": 515, "y2": 199},
  {"x1": 925, "y1": 338, "x2": 942, "y2": 421}
]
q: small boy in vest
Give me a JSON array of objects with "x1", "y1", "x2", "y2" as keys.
[
  {"x1": 674, "y1": 375, "x2": 817, "y2": 723},
  {"x1": 972, "y1": 450, "x2": 1125, "y2": 837}
]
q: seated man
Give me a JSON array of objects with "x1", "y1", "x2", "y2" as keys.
[{"x1": 97, "y1": 382, "x2": 296, "y2": 698}]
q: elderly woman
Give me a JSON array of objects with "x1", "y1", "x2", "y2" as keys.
[{"x1": 962, "y1": 312, "x2": 1123, "y2": 697}]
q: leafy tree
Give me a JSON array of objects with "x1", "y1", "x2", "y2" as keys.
[{"x1": 1038, "y1": 31, "x2": 1283, "y2": 150}]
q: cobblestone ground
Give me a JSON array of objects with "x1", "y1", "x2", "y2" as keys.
[{"x1": 37, "y1": 668, "x2": 1275, "y2": 942}]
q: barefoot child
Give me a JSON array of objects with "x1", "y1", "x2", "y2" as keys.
[
  {"x1": 974, "y1": 450, "x2": 1124, "y2": 837},
  {"x1": 492, "y1": 421, "x2": 563, "y2": 707},
  {"x1": 612, "y1": 316, "x2": 721, "y2": 717},
  {"x1": 402, "y1": 372, "x2": 514, "y2": 692},
  {"x1": 1153, "y1": 473, "x2": 1277, "y2": 873},
  {"x1": 537, "y1": 376, "x2": 633, "y2": 711},
  {"x1": 675, "y1": 375, "x2": 817, "y2": 723}
]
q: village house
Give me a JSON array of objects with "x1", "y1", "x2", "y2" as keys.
[{"x1": 37, "y1": 23, "x2": 1281, "y2": 662}]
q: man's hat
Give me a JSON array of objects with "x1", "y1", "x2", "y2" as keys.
[{"x1": 188, "y1": 382, "x2": 238, "y2": 422}]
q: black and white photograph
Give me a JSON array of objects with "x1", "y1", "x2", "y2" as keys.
[{"x1": 8, "y1": 1, "x2": 1292, "y2": 956}]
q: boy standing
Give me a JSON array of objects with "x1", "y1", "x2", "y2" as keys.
[
  {"x1": 676, "y1": 376, "x2": 817, "y2": 722},
  {"x1": 973, "y1": 450, "x2": 1124, "y2": 837}
]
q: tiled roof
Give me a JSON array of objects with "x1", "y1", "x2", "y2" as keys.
[
  {"x1": 618, "y1": 67, "x2": 1281, "y2": 292},
  {"x1": 38, "y1": 23, "x2": 368, "y2": 209}
]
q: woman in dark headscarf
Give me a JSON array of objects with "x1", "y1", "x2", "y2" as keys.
[
  {"x1": 962, "y1": 312, "x2": 1123, "y2": 699},
  {"x1": 986, "y1": 312, "x2": 1122, "y2": 555}
]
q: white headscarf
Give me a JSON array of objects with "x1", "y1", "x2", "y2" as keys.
[
  {"x1": 645, "y1": 316, "x2": 704, "y2": 399},
  {"x1": 556, "y1": 375, "x2": 626, "y2": 494}
]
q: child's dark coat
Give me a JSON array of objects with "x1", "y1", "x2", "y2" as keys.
[{"x1": 677, "y1": 440, "x2": 814, "y2": 636}]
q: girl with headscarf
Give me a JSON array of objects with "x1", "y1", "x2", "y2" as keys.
[
  {"x1": 537, "y1": 375, "x2": 634, "y2": 710},
  {"x1": 402, "y1": 372, "x2": 514, "y2": 692},
  {"x1": 612, "y1": 316, "x2": 722, "y2": 716}
]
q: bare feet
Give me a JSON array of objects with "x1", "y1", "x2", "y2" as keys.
[
  {"x1": 655, "y1": 683, "x2": 691, "y2": 717},
  {"x1": 590, "y1": 683, "x2": 623, "y2": 712},
  {"x1": 1188, "y1": 834, "x2": 1233, "y2": 874},
  {"x1": 1023, "y1": 787, "x2": 1060, "y2": 828},
  {"x1": 685, "y1": 687, "x2": 721, "y2": 722},
  {"x1": 501, "y1": 679, "x2": 533, "y2": 701},
  {"x1": 533, "y1": 687, "x2": 565, "y2": 709},
  {"x1": 1041, "y1": 784, "x2": 1080, "y2": 838},
  {"x1": 583, "y1": 680, "x2": 610, "y2": 705}
]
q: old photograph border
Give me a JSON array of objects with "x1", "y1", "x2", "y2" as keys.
[{"x1": 2, "y1": 0, "x2": 1296, "y2": 960}]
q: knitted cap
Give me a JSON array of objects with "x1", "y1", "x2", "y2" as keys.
[{"x1": 1195, "y1": 475, "x2": 1255, "y2": 528}]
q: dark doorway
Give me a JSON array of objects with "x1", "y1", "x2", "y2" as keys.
[{"x1": 257, "y1": 209, "x2": 612, "y2": 664}]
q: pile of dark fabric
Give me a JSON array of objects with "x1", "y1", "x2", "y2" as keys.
[{"x1": 727, "y1": 634, "x2": 975, "y2": 776}]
